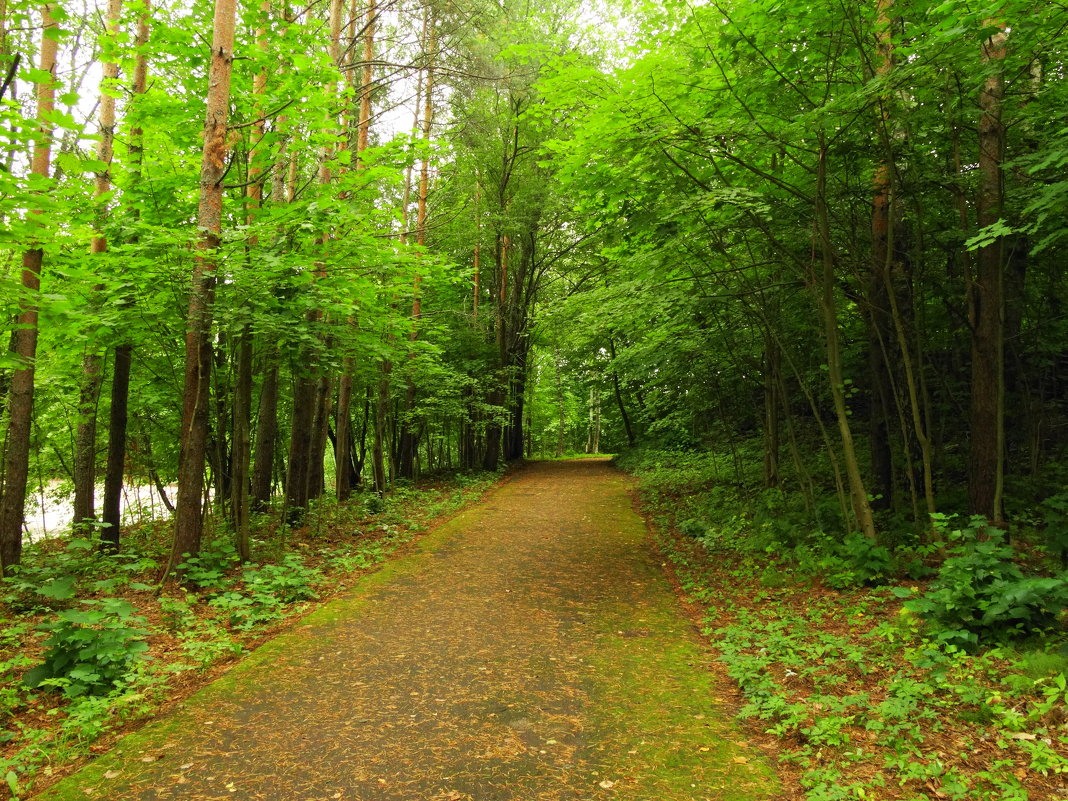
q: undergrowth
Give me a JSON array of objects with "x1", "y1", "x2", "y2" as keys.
[{"x1": 617, "y1": 445, "x2": 1068, "y2": 801}]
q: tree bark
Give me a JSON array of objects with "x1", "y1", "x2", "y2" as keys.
[
  {"x1": 101, "y1": 0, "x2": 149, "y2": 551},
  {"x1": 0, "y1": 4, "x2": 58, "y2": 574},
  {"x1": 969, "y1": 21, "x2": 1007, "y2": 524},
  {"x1": 166, "y1": 0, "x2": 238, "y2": 573},
  {"x1": 815, "y1": 137, "x2": 878, "y2": 541},
  {"x1": 73, "y1": 0, "x2": 123, "y2": 534},
  {"x1": 250, "y1": 356, "x2": 279, "y2": 512},
  {"x1": 397, "y1": 8, "x2": 436, "y2": 480}
]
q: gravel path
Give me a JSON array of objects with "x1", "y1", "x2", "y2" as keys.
[{"x1": 39, "y1": 459, "x2": 777, "y2": 801}]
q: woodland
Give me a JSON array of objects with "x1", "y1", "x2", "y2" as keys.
[{"x1": 1, "y1": 0, "x2": 1068, "y2": 796}]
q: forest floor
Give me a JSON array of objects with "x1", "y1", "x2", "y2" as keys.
[{"x1": 34, "y1": 459, "x2": 778, "y2": 801}]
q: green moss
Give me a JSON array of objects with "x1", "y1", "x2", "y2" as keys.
[{"x1": 586, "y1": 608, "x2": 778, "y2": 799}]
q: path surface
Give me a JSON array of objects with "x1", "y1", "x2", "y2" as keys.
[{"x1": 40, "y1": 460, "x2": 777, "y2": 801}]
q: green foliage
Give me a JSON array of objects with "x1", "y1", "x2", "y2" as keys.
[
  {"x1": 1040, "y1": 492, "x2": 1068, "y2": 566},
  {"x1": 243, "y1": 555, "x2": 320, "y2": 604},
  {"x1": 23, "y1": 599, "x2": 150, "y2": 697},
  {"x1": 899, "y1": 518, "x2": 1068, "y2": 650},
  {"x1": 818, "y1": 532, "x2": 893, "y2": 589},
  {"x1": 207, "y1": 555, "x2": 320, "y2": 631},
  {"x1": 177, "y1": 538, "x2": 240, "y2": 592}
]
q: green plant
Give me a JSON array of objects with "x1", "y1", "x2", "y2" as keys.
[
  {"x1": 23, "y1": 599, "x2": 149, "y2": 697},
  {"x1": 208, "y1": 591, "x2": 282, "y2": 630},
  {"x1": 1041, "y1": 492, "x2": 1068, "y2": 567},
  {"x1": 899, "y1": 518, "x2": 1068, "y2": 650},
  {"x1": 177, "y1": 620, "x2": 245, "y2": 669},
  {"x1": 242, "y1": 554, "x2": 320, "y2": 603},
  {"x1": 157, "y1": 594, "x2": 197, "y2": 633},
  {"x1": 177, "y1": 538, "x2": 240, "y2": 592}
]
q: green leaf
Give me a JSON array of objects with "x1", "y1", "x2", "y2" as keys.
[{"x1": 37, "y1": 576, "x2": 77, "y2": 601}]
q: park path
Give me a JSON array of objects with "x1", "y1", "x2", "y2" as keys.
[{"x1": 39, "y1": 460, "x2": 777, "y2": 801}]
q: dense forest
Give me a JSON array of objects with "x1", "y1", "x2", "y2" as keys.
[{"x1": 1, "y1": 0, "x2": 1068, "y2": 796}]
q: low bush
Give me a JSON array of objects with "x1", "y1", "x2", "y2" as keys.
[
  {"x1": 899, "y1": 517, "x2": 1068, "y2": 650},
  {"x1": 23, "y1": 598, "x2": 150, "y2": 697}
]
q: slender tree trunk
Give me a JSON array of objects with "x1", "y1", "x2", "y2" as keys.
[
  {"x1": 867, "y1": 0, "x2": 896, "y2": 512},
  {"x1": 0, "y1": 4, "x2": 58, "y2": 574},
  {"x1": 373, "y1": 367, "x2": 390, "y2": 494},
  {"x1": 762, "y1": 336, "x2": 780, "y2": 488},
  {"x1": 308, "y1": 374, "x2": 333, "y2": 500},
  {"x1": 101, "y1": 0, "x2": 149, "y2": 551},
  {"x1": 73, "y1": 0, "x2": 123, "y2": 534},
  {"x1": 505, "y1": 345, "x2": 527, "y2": 461},
  {"x1": 555, "y1": 345, "x2": 565, "y2": 457},
  {"x1": 285, "y1": 373, "x2": 317, "y2": 522},
  {"x1": 166, "y1": 0, "x2": 238, "y2": 573},
  {"x1": 969, "y1": 21, "x2": 1007, "y2": 524},
  {"x1": 211, "y1": 333, "x2": 231, "y2": 514},
  {"x1": 251, "y1": 356, "x2": 279, "y2": 512},
  {"x1": 72, "y1": 351, "x2": 104, "y2": 531},
  {"x1": 286, "y1": 0, "x2": 342, "y2": 520},
  {"x1": 816, "y1": 137, "x2": 878, "y2": 541},
  {"x1": 397, "y1": 9, "x2": 436, "y2": 480},
  {"x1": 336, "y1": 0, "x2": 376, "y2": 501},
  {"x1": 232, "y1": 332, "x2": 252, "y2": 560},
  {"x1": 231, "y1": 1, "x2": 268, "y2": 561},
  {"x1": 607, "y1": 339, "x2": 635, "y2": 448}
]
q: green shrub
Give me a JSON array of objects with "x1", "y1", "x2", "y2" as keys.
[
  {"x1": 242, "y1": 554, "x2": 320, "y2": 603},
  {"x1": 900, "y1": 518, "x2": 1068, "y2": 650},
  {"x1": 177, "y1": 538, "x2": 239, "y2": 592},
  {"x1": 23, "y1": 599, "x2": 149, "y2": 697}
]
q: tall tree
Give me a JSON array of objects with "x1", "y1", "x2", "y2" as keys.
[
  {"x1": 166, "y1": 0, "x2": 239, "y2": 571},
  {"x1": 0, "y1": 4, "x2": 59, "y2": 574},
  {"x1": 72, "y1": 0, "x2": 124, "y2": 534},
  {"x1": 969, "y1": 19, "x2": 1008, "y2": 524}
]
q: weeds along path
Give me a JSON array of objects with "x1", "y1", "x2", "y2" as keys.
[{"x1": 38, "y1": 459, "x2": 777, "y2": 801}]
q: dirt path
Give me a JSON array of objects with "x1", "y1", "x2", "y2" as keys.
[{"x1": 39, "y1": 460, "x2": 777, "y2": 801}]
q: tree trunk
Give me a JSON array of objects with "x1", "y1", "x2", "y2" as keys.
[
  {"x1": 101, "y1": 0, "x2": 149, "y2": 551},
  {"x1": 608, "y1": 339, "x2": 635, "y2": 448},
  {"x1": 372, "y1": 365, "x2": 390, "y2": 494},
  {"x1": 285, "y1": 373, "x2": 317, "y2": 522},
  {"x1": 166, "y1": 0, "x2": 238, "y2": 573},
  {"x1": 251, "y1": 356, "x2": 279, "y2": 512},
  {"x1": 232, "y1": 330, "x2": 252, "y2": 560},
  {"x1": 100, "y1": 344, "x2": 131, "y2": 549},
  {"x1": 0, "y1": 4, "x2": 58, "y2": 574},
  {"x1": 762, "y1": 337, "x2": 780, "y2": 488},
  {"x1": 505, "y1": 346, "x2": 527, "y2": 462},
  {"x1": 815, "y1": 137, "x2": 878, "y2": 541},
  {"x1": 73, "y1": 0, "x2": 123, "y2": 534},
  {"x1": 72, "y1": 351, "x2": 104, "y2": 531},
  {"x1": 397, "y1": 9, "x2": 436, "y2": 480},
  {"x1": 308, "y1": 374, "x2": 333, "y2": 501},
  {"x1": 969, "y1": 21, "x2": 1007, "y2": 524}
]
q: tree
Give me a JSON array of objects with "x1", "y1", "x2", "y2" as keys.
[
  {"x1": 0, "y1": 3, "x2": 59, "y2": 574},
  {"x1": 166, "y1": 0, "x2": 239, "y2": 571}
]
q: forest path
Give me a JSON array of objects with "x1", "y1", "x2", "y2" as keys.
[{"x1": 38, "y1": 459, "x2": 777, "y2": 801}]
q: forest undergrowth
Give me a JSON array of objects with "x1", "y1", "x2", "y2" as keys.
[
  {"x1": 0, "y1": 471, "x2": 500, "y2": 800},
  {"x1": 619, "y1": 447, "x2": 1068, "y2": 801}
]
